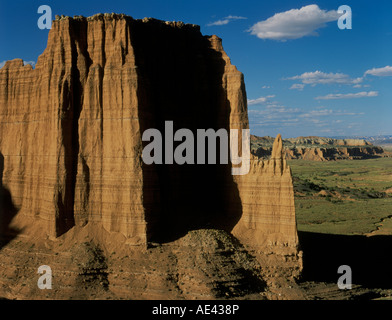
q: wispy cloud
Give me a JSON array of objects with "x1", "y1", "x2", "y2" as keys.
[
  {"x1": 248, "y1": 4, "x2": 341, "y2": 41},
  {"x1": 290, "y1": 83, "x2": 305, "y2": 91},
  {"x1": 207, "y1": 15, "x2": 247, "y2": 27},
  {"x1": 249, "y1": 104, "x2": 301, "y2": 127},
  {"x1": 299, "y1": 109, "x2": 364, "y2": 117},
  {"x1": 315, "y1": 91, "x2": 378, "y2": 100},
  {"x1": 247, "y1": 95, "x2": 275, "y2": 105},
  {"x1": 249, "y1": 104, "x2": 364, "y2": 131},
  {"x1": 364, "y1": 66, "x2": 392, "y2": 77},
  {"x1": 286, "y1": 71, "x2": 363, "y2": 86}
]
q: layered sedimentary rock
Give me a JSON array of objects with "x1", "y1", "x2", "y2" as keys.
[
  {"x1": 233, "y1": 135, "x2": 300, "y2": 270},
  {"x1": 286, "y1": 136, "x2": 371, "y2": 146},
  {"x1": 0, "y1": 14, "x2": 300, "y2": 274},
  {"x1": 284, "y1": 146, "x2": 385, "y2": 161},
  {"x1": 0, "y1": 15, "x2": 147, "y2": 241},
  {"x1": 254, "y1": 146, "x2": 385, "y2": 161},
  {"x1": 251, "y1": 135, "x2": 386, "y2": 161}
]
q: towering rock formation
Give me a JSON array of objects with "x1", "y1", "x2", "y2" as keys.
[
  {"x1": 233, "y1": 134, "x2": 300, "y2": 272},
  {"x1": 0, "y1": 13, "x2": 301, "y2": 290}
]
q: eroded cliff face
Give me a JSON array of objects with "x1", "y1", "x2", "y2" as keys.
[
  {"x1": 0, "y1": 15, "x2": 146, "y2": 242},
  {"x1": 0, "y1": 14, "x2": 301, "y2": 298},
  {"x1": 233, "y1": 135, "x2": 300, "y2": 273}
]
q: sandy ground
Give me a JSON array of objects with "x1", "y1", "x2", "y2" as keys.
[{"x1": 1, "y1": 225, "x2": 391, "y2": 300}]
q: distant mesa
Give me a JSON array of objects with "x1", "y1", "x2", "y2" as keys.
[{"x1": 251, "y1": 135, "x2": 389, "y2": 161}]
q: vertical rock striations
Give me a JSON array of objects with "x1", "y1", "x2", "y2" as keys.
[
  {"x1": 232, "y1": 135, "x2": 301, "y2": 276},
  {"x1": 0, "y1": 14, "x2": 301, "y2": 274}
]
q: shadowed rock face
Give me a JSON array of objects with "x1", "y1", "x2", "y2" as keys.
[
  {"x1": 0, "y1": 14, "x2": 300, "y2": 273},
  {"x1": 0, "y1": 152, "x2": 19, "y2": 247}
]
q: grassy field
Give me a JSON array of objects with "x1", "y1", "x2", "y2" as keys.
[{"x1": 288, "y1": 158, "x2": 392, "y2": 235}]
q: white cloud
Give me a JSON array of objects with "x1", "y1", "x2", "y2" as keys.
[
  {"x1": 290, "y1": 83, "x2": 305, "y2": 91},
  {"x1": 0, "y1": 61, "x2": 5, "y2": 69},
  {"x1": 300, "y1": 109, "x2": 364, "y2": 117},
  {"x1": 286, "y1": 70, "x2": 363, "y2": 86},
  {"x1": 315, "y1": 91, "x2": 378, "y2": 100},
  {"x1": 247, "y1": 95, "x2": 275, "y2": 105},
  {"x1": 226, "y1": 15, "x2": 247, "y2": 20},
  {"x1": 261, "y1": 85, "x2": 271, "y2": 89},
  {"x1": 300, "y1": 109, "x2": 333, "y2": 117},
  {"x1": 364, "y1": 66, "x2": 392, "y2": 77},
  {"x1": 249, "y1": 100, "x2": 364, "y2": 132},
  {"x1": 207, "y1": 15, "x2": 247, "y2": 27},
  {"x1": 249, "y1": 104, "x2": 301, "y2": 127},
  {"x1": 249, "y1": 4, "x2": 341, "y2": 41},
  {"x1": 207, "y1": 19, "x2": 231, "y2": 26}
]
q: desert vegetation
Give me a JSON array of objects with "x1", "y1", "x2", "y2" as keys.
[{"x1": 290, "y1": 157, "x2": 392, "y2": 235}]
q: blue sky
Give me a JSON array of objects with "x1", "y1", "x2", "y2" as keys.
[{"x1": 1, "y1": 0, "x2": 391, "y2": 138}]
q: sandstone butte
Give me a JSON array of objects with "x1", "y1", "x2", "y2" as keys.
[
  {"x1": 0, "y1": 14, "x2": 302, "y2": 299},
  {"x1": 251, "y1": 135, "x2": 386, "y2": 161}
]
